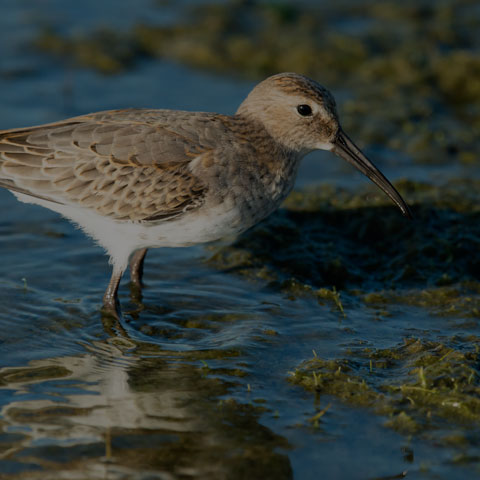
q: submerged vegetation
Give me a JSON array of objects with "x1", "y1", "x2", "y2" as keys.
[{"x1": 290, "y1": 335, "x2": 480, "y2": 439}]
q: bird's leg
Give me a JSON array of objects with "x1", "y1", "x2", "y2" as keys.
[
  {"x1": 102, "y1": 267, "x2": 124, "y2": 319},
  {"x1": 128, "y1": 248, "x2": 148, "y2": 306},
  {"x1": 129, "y1": 248, "x2": 148, "y2": 288}
]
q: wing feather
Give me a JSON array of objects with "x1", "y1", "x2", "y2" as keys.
[{"x1": 0, "y1": 109, "x2": 228, "y2": 222}]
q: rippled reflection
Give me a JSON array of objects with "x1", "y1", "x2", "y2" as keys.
[{"x1": 0, "y1": 324, "x2": 292, "y2": 479}]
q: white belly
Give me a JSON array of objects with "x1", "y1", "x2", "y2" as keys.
[{"x1": 13, "y1": 192, "x2": 244, "y2": 271}]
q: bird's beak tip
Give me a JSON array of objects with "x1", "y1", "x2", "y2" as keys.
[
  {"x1": 332, "y1": 130, "x2": 412, "y2": 219},
  {"x1": 402, "y1": 205, "x2": 414, "y2": 220}
]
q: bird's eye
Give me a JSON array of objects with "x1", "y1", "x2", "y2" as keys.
[{"x1": 296, "y1": 104, "x2": 312, "y2": 116}]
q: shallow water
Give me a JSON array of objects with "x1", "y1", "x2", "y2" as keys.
[{"x1": 1, "y1": 1, "x2": 480, "y2": 479}]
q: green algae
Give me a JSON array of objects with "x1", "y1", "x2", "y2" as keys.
[
  {"x1": 35, "y1": 27, "x2": 138, "y2": 74},
  {"x1": 364, "y1": 284, "x2": 480, "y2": 318},
  {"x1": 290, "y1": 336, "x2": 480, "y2": 438},
  {"x1": 290, "y1": 358, "x2": 381, "y2": 409},
  {"x1": 316, "y1": 287, "x2": 346, "y2": 317}
]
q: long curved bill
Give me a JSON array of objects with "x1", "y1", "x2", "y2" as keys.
[{"x1": 332, "y1": 129, "x2": 412, "y2": 218}]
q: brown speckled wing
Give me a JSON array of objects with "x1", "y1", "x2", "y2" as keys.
[{"x1": 0, "y1": 109, "x2": 214, "y2": 221}]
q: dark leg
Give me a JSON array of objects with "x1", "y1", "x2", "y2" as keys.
[
  {"x1": 129, "y1": 248, "x2": 148, "y2": 288},
  {"x1": 102, "y1": 267, "x2": 123, "y2": 319}
]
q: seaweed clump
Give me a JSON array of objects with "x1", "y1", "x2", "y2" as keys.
[
  {"x1": 36, "y1": 27, "x2": 139, "y2": 74},
  {"x1": 290, "y1": 336, "x2": 480, "y2": 438}
]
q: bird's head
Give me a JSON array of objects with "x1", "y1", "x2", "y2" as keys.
[{"x1": 237, "y1": 72, "x2": 412, "y2": 218}]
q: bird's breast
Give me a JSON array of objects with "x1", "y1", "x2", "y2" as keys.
[{"x1": 213, "y1": 149, "x2": 301, "y2": 231}]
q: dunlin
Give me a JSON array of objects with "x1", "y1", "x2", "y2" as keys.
[{"x1": 0, "y1": 73, "x2": 411, "y2": 317}]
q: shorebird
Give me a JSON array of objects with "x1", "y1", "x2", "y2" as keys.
[{"x1": 0, "y1": 73, "x2": 411, "y2": 318}]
